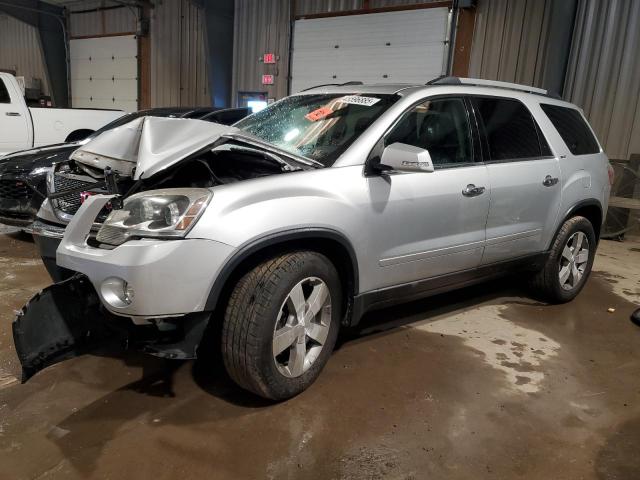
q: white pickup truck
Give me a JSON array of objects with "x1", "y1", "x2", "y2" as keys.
[{"x1": 0, "y1": 72, "x2": 125, "y2": 156}]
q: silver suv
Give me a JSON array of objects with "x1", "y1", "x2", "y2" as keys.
[{"x1": 15, "y1": 78, "x2": 612, "y2": 400}]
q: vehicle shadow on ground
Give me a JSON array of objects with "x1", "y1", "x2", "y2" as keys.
[
  {"x1": 338, "y1": 277, "x2": 541, "y2": 347},
  {"x1": 47, "y1": 276, "x2": 537, "y2": 476},
  {"x1": 1, "y1": 230, "x2": 33, "y2": 242}
]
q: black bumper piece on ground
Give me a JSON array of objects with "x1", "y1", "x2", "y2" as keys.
[
  {"x1": 12, "y1": 275, "x2": 120, "y2": 382},
  {"x1": 12, "y1": 274, "x2": 211, "y2": 382}
]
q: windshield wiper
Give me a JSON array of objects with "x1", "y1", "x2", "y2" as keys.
[{"x1": 222, "y1": 132, "x2": 325, "y2": 168}]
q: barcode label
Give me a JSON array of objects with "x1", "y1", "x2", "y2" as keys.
[{"x1": 339, "y1": 95, "x2": 381, "y2": 107}]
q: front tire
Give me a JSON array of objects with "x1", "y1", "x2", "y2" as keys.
[
  {"x1": 221, "y1": 251, "x2": 341, "y2": 400},
  {"x1": 531, "y1": 216, "x2": 596, "y2": 303}
]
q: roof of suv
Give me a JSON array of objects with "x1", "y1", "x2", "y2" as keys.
[{"x1": 298, "y1": 77, "x2": 577, "y2": 109}]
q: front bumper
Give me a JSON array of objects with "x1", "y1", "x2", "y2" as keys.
[
  {"x1": 56, "y1": 194, "x2": 236, "y2": 320},
  {"x1": 29, "y1": 219, "x2": 72, "y2": 282},
  {"x1": 0, "y1": 172, "x2": 46, "y2": 226}
]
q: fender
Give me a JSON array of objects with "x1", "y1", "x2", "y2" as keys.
[{"x1": 203, "y1": 227, "x2": 360, "y2": 311}]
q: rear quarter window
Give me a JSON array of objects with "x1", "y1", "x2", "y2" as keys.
[{"x1": 540, "y1": 104, "x2": 600, "y2": 155}]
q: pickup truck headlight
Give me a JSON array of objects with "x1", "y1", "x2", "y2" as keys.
[
  {"x1": 96, "y1": 188, "x2": 211, "y2": 246},
  {"x1": 29, "y1": 166, "x2": 53, "y2": 178}
]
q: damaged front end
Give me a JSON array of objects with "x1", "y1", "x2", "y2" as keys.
[
  {"x1": 13, "y1": 273, "x2": 211, "y2": 382},
  {"x1": 16, "y1": 116, "x2": 313, "y2": 381}
]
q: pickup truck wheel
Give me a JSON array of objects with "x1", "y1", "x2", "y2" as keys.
[
  {"x1": 221, "y1": 252, "x2": 341, "y2": 400},
  {"x1": 530, "y1": 216, "x2": 596, "y2": 303}
]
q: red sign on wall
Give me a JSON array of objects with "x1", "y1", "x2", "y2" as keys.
[
  {"x1": 262, "y1": 74, "x2": 275, "y2": 85},
  {"x1": 263, "y1": 53, "x2": 276, "y2": 64}
]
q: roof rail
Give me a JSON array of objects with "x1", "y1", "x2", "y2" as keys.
[
  {"x1": 426, "y1": 76, "x2": 548, "y2": 96},
  {"x1": 299, "y1": 81, "x2": 364, "y2": 92}
]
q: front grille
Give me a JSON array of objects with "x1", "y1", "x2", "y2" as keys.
[
  {"x1": 52, "y1": 173, "x2": 100, "y2": 216},
  {"x1": 0, "y1": 179, "x2": 32, "y2": 200}
]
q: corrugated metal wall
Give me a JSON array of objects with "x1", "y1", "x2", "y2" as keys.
[
  {"x1": 232, "y1": 0, "x2": 290, "y2": 101},
  {"x1": 233, "y1": 0, "x2": 447, "y2": 103},
  {"x1": 468, "y1": 0, "x2": 554, "y2": 88},
  {"x1": 68, "y1": 0, "x2": 137, "y2": 37},
  {"x1": 468, "y1": 0, "x2": 640, "y2": 161},
  {"x1": 150, "y1": 0, "x2": 211, "y2": 107},
  {"x1": 295, "y1": 0, "x2": 360, "y2": 15},
  {"x1": 0, "y1": 14, "x2": 50, "y2": 95},
  {"x1": 564, "y1": 0, "x2": 640, "y2": 160},
  {"x1": 64, "y1": 0, "x2": 211, "y2": 108},
  {"x1": 295, "y1": 0, "x2": 440, "y2": 15}
]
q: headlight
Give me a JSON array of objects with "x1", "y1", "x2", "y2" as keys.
[
  {"x1": 96, "y1": 188, "x2": 211, "y2": 246},
  {"x1": 46, "y1": 168, "x2": 55, "y2": 192}
]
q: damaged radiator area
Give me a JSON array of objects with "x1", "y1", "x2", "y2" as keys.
[{"x1": 49, "y1": 141, "x2": 290, "y2": 222}]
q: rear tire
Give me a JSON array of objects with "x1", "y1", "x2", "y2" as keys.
[
  {"x1": 221, "y1": 251, "x2": 341, "y2": 400},
  {"x1": 530, "y1": 216, "x2": 596, "y2": 303}
]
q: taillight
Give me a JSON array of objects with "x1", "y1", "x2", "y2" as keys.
[{"x1": 607, "y1": 164, "x2": 615, "y2": 186}]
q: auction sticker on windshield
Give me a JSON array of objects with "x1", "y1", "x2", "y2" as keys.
[
  {"x1": 339, "y1": 95, "x2": 381, "y2": 106},
  {"x1": 305, "y1": 107, "x2": 334, "y2": 122}
]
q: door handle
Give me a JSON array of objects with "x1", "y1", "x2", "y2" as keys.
[
  {"x1": 5, "y1": 112, "x2": 21, "y2": 117},
  {"x1": 462, "y1": 184, "x2": 486, "y2": 197},
  {"x1": 543, "y1": 175, "x2": 559, "y2": 187}
]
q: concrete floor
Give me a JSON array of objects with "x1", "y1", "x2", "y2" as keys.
[{"x1": 0, "y1": 226, "x2": 639, "y2": 480}]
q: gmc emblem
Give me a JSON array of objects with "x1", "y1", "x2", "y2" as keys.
[
  {"x1": 80, "y1": 191, "x2": 112, "y2": 210},
  {"x1": 79, "y1": 191, "x2": 96, "y2": 204}
]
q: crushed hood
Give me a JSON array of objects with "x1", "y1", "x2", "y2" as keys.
[{"x1": 70, "y1": 116, "x2": 239, "y2": 180}]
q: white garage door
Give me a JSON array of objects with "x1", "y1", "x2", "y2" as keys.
[
  {"x1": 291, "y1": 8, "x2": 449, "y2": 94},
  {"x1": 70, "y1": 35, "x2": 138, "y2": 111}
]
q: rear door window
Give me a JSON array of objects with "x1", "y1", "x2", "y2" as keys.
[
  {"x1": 540, "y1": 104, "x2": 600, "y2": 155},
  {"x1": 472, "y1": 97, "x2": 547, "y2": 161},
  {"x1": 0, "y1": 79, "x2": 10, "y2": 103}
]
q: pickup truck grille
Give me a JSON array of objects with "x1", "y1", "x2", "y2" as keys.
[
  {"x1": 0, "y1": 179, "x2": 32, "y2": 200},
  {"x1": 53, "y1": 173, "x2": 98, "y2": 216}
]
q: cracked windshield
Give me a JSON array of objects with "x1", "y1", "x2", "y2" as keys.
[{"x1": 235, "y1": 93, "x2": 398, "y2": 166}]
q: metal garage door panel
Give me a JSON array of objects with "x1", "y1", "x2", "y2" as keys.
[
  {"x1": 71, "y1": 79, "x2": 138, "y2": 112},
  {"x1": 70, "y1": 35, "x2": 138, "y2": 111},
  {"x1": 291, "y1": 8, "x2": 449, "y2": 93}
]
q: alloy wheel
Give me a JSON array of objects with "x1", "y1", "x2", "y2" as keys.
[
  {"x1": 558, "y1": 231, "x2": 590, "y2": 290},
  {"x1": 272, "y1": 277, "x2": 332, "y2": 378}
]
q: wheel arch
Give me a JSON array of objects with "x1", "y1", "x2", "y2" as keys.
[
  {"x1": 204, "y1": 228, "x2": 359, "y2": 326},
  {"x1": 64, "y1": 129, "x2": 94, "y2": 142},
  {"x1": 550, "y1": 199, "x2": 603, "y2": 249}
]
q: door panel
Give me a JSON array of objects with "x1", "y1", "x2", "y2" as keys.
[
  {"x1": 483, "y1": 158, "x2": 561, "y2": 264},
  {"x1": 367, "y1": 165, "x2": 490, "y2": 289},
  {"x1": 0, "y1": 77, "x2": 31, "y2": 154},
  {"x1": 470, "y1": 96, "x2": 562, "y2": 264},
  {"x1": 365, "y1": 96, "x2": 489, "y2": 290}
]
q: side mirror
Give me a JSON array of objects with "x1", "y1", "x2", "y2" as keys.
[{"x1": 377, "y1": 142, "x2": 434, "y2": 174}]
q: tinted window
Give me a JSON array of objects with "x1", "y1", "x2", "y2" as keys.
[
  {"x1": 540, "y1": 104, "x2": 599, "y2": 155},
  {"x1": 473, "y1": 97, "x2": 544, "y2": 160},
  {"x1": 385, "y1": 97, "x2": 473, "y2": 166},
  {"x1": 0, "y1": 79, "x2": 10, "y2": 103}
]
